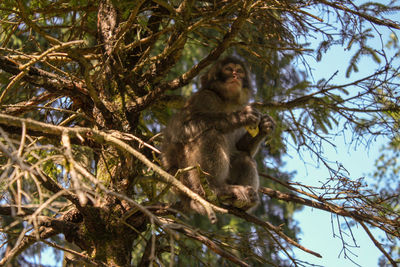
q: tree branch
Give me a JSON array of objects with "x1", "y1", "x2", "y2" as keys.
[
  {"x1": 358, "y1": 220, "x2": 397, "y2": 267},
  {"x1": 318, "y1": 0, "x2": 400, "y2": 30},
  {"x1": 0, "y1": 92, "x2": 57, "y2": 115},
  {"x1": 163, "y1": 219, "x2": 250, "y2": 267},
  {"x1": 259, "y1": 185, "x2": 399, "y2": 237},
  {"x1": 0, "y1": 56, "x2": 91, "y2": 106}
]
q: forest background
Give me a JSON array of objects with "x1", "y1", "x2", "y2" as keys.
[{"x1": 0, "y1": 0, "x2": 399, "y2": 266}]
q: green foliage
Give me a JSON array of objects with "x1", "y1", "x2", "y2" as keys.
[{"x1": 0, "y1": 0, "x2": 399, "y2": 266}]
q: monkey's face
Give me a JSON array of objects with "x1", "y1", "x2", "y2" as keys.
[
  {"x1": 218, "y1": 63, "x2": 246, "y2": 101},
  {"x1": 221, "y1": 63, "x2": 245, "y2": 87}
]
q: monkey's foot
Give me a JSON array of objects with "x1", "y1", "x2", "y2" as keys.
[{"x1": 218, "y1": 185, "x2": 259, "y2": 210}]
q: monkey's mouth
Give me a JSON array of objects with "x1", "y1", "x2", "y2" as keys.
[{"x1": 227, "y1": 77, "x2": 242, "y2": 84}]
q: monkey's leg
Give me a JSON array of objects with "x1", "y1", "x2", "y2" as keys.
[
  {"x1": 219, "y1": 152, "x2": 260, "y2": 210},
  {"x1": 183, "y1": 131, "x2": 231, "y2": 214},
  {"x1": 229, "y1": 152, "x2": 259, "y2": 187},
  {"x1": 194, "y1": 131, "x2": 231, "y2": 187}
]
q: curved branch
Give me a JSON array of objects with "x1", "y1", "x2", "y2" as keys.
[{"x1": 0, "y1": 209, "x2": 86, "y2": 266}]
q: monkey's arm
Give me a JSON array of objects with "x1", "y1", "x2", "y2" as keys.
[
  {"x1": 236, "y1": 132, "x2": 266, "y2": 157},
  {"x1": 189, "y1": 107, "x2": 259, "y2": 132},
  {"x1": 185, "y1": 90, "x2": 260, "y2": 134},
  {"x1": 165, "y1": 108, "x2": 256, "y2": 143},
  {"x1": 236, "y1": 114, "x2": 275, "y2": 157}
]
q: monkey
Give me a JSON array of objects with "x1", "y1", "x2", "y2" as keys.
[{"x1": 162, "y1": 56, "x2": 275, "y2": 215}]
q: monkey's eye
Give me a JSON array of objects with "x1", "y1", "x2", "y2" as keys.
[
  {"x1": 224, "y1": 67, "x2": 234, "y2": 72},
  {"x1": 223, "y1": 66, "x2": 244, "y2": 74}
]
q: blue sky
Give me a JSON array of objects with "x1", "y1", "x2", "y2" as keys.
[
  {"x1": 287, "y1": 135, "x2": 387, "y2": 267},
  {"x1": 284, "y1": 15, "x2": 399, "y2": 266}
]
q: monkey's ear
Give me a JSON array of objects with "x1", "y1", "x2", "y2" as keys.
[
  {"x1": 199, "y1": 73, "x2": 209, "y2": 88},
  {"x1": 200, "y1": 66, "x2": 217, "y2": 89},
  {"x1": 209, "y1": 64, "x2": 219, "y2": 81}
]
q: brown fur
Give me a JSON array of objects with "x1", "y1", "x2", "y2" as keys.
[{"x1": 162, "y1": 57, "x2": 274, "y2": 215}]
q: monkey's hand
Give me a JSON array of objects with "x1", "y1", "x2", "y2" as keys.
[
  {"x1": 237, "y1": 105, "x2": 261, "y2": 127},
  {"x1": 259, "y1": 114, "x2": 275, "y2": 134}
]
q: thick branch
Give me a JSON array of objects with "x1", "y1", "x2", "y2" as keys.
[
  {"x1": 97, "y1": 0, "x2": 118, "y2": 56},
  {"x1": 0, "y1": 230, "x2": 56, "y2": 266}
]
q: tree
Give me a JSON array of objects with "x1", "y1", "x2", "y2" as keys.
[
  {"x1": 372, "y1": 33, "x2": 400, "y2": 265},
  {"x1": 0, "y1": 0, "x2": 399, "y2": 266}
]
